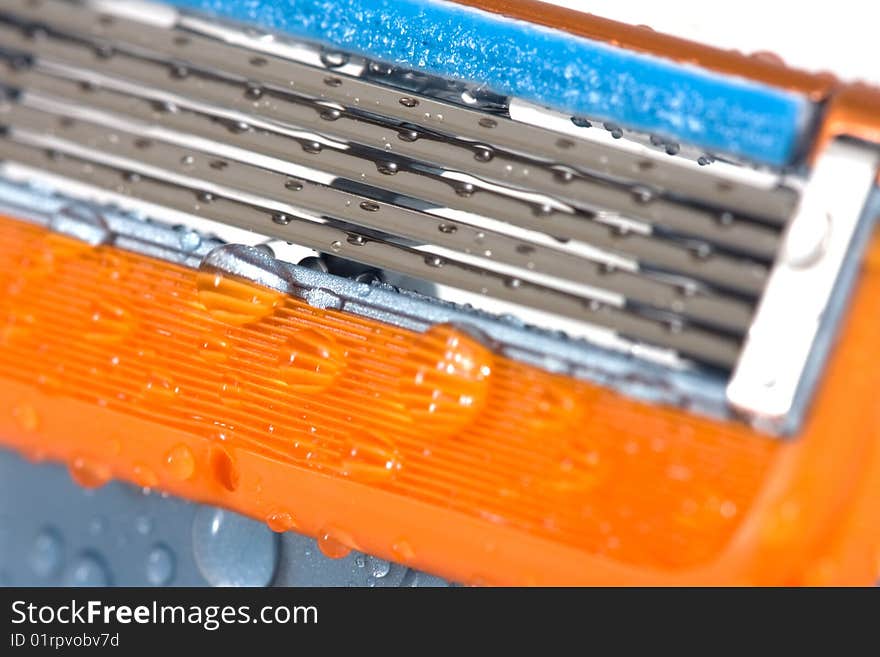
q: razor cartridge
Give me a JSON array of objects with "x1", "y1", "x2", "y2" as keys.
[{"x1": 0, "y1": 0, "x2": 878, "y2": 585}]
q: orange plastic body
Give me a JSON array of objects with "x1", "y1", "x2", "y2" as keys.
[{"x1": 1, "y1": 213, "x2": 879, "y2": 585}]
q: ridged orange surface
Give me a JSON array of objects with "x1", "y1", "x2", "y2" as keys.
[{"x1": 0, "y1": 213, "x2": 879, "y2": 585}]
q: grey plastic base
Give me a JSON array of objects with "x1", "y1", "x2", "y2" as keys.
[{"x1": 0, "y1": 449, "x2": 449, "y2": 587}]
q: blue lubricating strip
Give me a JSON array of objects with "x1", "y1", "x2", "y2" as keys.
[{"x1": 164, "y1": 0, "x2": 809, "y2": 167}]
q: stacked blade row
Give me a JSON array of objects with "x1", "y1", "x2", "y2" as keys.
[{"x1": 0, "y1": 0, "x2": 800, "y2": 371}]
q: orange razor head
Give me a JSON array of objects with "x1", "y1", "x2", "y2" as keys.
[{"x1": 0, "y1": 0, "x2": 878, "y2": 586}]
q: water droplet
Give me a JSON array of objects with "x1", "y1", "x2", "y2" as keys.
[
  {"x1": 631, "y1": 185, "x2": 656, "y2": 204},
  {"x1": 272, "y1": 212, "x2": 292, "y2": 225},
  {"x1": 437, "y1": 223, "x2": 457, "y2": 234},
  {"x1": 341, "y1": 430, "x2": 403, "y2": 484},
  {"x1": 320, "y1": 51, "x2": 349, "y2": 68},
  {"x1": 391, "y1": 540, "x2": 415, "y2": 563},
  {"x1": 368, "y1": 61, "x2": 392, "y2": 75},
  {"x1": 196, "y1": 271, "x2": 282, "y2": 325},
  {"x1": 302, "y1": 141, "x2": 323, "y2": 154},
  {"x1": 319, "y1": 108, "x2": 341, "y2": 121},
  {"x1": 424, "y1": 254, "x2": 445, "y2": 268},
  {"x1": 718, "y1": 211, "x2": 734, "y2": 226},
  {"x1": 606, "y1": 123, "x2": 623, "y2": 138},
  {"x1": 169, "y1": 63, "x2": 189, "y2": 79},
  {"x1": 285, "y1": 178, "x2": 304, "y2": 191},
  {"x1": 135, "y1": 515, "x2": 153, "y2": 536},
  {"x1": 571, "y1": 116, "x2": 592, "y2": 128},
  {"x1": 323, "y1": 76, "x2": 342, "y2": 87},
  {"x1": 199, "y1": 331, "x2": 231, "y2": 363},
  {"x1": 276, "y1": 328, "x2": 346, "y2": 393},
  {"x1": 218, "y1": 373, "x2": 245, "y2": 409},
  {"x1": 146, "y1": 543, "x2": 175, "y2": 585},
  {"x1": 266, "y1": 511, "x2": 297, "y2": 533},
  {"x1": 85, "y1": 300, "x2": 134, "y2": 343},
  {"x1": 29, "y1": 528, "x2": 63, "y2": 577},
  {"x1": 359, "y1": 200, "x2": 380, "y2": 212},
  {"x1": 478, "y1": 117, "x2": 497, "y2": 129},
  {"x1": 193, "y1": 507, "x2": 278, "y2": 586},
  {"x1": 399, "y1": 324, "x2": 493, "y2": 436},
  {"x1": 89, "y1": 517, "x2": 106, "y2": 535},
  {"x1": 368, "y1": 556, "x2": 391, "y2": 578},
  {"x1": 133, "y1": 464, "x2": 159, "y2": 488},
  {"x1": 330, "y1": 240, "x2": 343, "y2": 253},
  {"x1": 0, "y1": 312, "x2": 34, "y2": 346},
  {"x1": 12, "y1": 404, "x2": 39, "y2": 432},
  {"x1": 142, "y1": 371, "x2": 179, "y2": 404},
  {"x1": 473, "y1": 146, "x2": 494, "y2": 162},
  {"x1": 691, "y1": 243, "x2": 713, "y2": 260},
  {"x1": 397, "y1": 129, "x2": 419, "y2": 142},
  {"x1": 399, "y1": 96, "x2": 419, "y2": 108},
  {"x1": 317, "y1": 531, "x2": 352, "y2": 559},
  {"x1": 455, "y1": 183, "x2": 475, "y2": 197},
  {"x1": 244, "y1": 84, "x2": 264, "y2": 100},
  {"x1": 376, "y1": 161, "x2": 398, "y2": 175},
  {"x1": 64, "y1": 552, "x2": 111, "y2": 586},
  {"x1": 209, "y1": 447, "x2": 239, "y2": 491},
  {"x1": 155, "y1": 99, "x2": 178, "y2": 114},
  {"x1": 69, "y1": 457, "x2": 111, "y2": 489},
  {"x1": 228, "y1": 121, "x2": 250, "y2": 134},
  {"x1": 164, "y1": 444, "x2": 196, "y2": 481},
  {"x1": 553, "y1": 168, "x2": 575, "y2": 184},
  {"x1": 178, "y1": 229, "x2": 201, "y2": 251}
]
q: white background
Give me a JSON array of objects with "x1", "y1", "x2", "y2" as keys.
[{"x1": 542, "y1": 0, "x2": 880, "y2": 85}]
